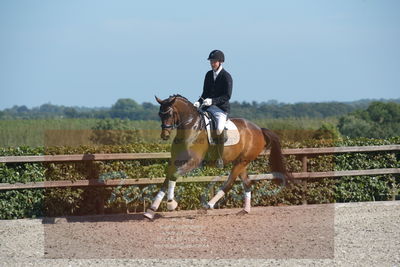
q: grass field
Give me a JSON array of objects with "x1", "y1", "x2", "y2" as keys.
[
  {"x1": 0, "y1": 117, "x2": 338, "y2": 147},
  {"x1": 0, "y1": 119, "x2": 161, "y2": 147}
]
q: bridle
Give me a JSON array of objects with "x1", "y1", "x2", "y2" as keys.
[
  {"x1": 159, "y1": 105, "x2": 195, "y2": 130},
  {"x1": 159, "y1": 107, "x2": 176, "y2": 129}
]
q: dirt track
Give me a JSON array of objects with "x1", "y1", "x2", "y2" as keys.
[{"x1": 1, "y1": 201, "x2": 399, "y2": 266}]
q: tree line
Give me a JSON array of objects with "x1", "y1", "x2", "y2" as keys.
[
  {"x1": 338, "y1": 101, "x2": 400, "y2": 139},
  {"x1": 1, "y1": 98, "x2": 399, "y2": 121}
]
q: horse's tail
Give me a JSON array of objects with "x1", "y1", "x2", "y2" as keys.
[{"x1": 261, "y1": 128, "x2": 293, "y2": 183}]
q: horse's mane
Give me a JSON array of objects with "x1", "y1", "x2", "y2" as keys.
[
  {"x1": 168, "y1": 94, "x2": 195, "y2": 107},
  {"x1": 168, "y1": 94, "x2": 189, "y2": 103},
  {"x1": 168, "y1": 94, "x2": 199, "y2": 113}
]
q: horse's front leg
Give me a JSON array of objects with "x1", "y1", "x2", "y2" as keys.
[
  {"x1": 165, "y1": 154, "x2": 205, "y2": 210},
  {"x1": 164, "y1": 164, "x2": 179, "y2": 211},
  {"x1": 143, "y1": 165, "x2": 177, "y2": 220},
  {"x1": 144, "y1": 154, "x2": 202, "y2": 220}
]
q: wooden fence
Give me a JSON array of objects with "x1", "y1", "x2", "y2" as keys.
[{"x1": 0, "y1": 145, "x2": 399, "y2": 191}]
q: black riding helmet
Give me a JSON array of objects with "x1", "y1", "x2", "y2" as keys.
[{"x1": 207, "y1": 50, "x2": 225, "y2": 62}]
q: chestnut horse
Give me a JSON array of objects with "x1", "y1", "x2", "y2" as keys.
[{"x1": 144, "y1": 95, "x2": 291, "y2": 220}]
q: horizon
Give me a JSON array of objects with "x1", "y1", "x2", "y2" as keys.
[{"x1": 1, "y1": 1, "x2": 399, "y2": 109}]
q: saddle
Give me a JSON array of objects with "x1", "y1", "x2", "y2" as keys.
[{"x1": 202, "y1": 112, "x2": 240, "y2": 146}]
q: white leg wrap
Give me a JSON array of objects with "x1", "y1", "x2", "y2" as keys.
[
  {"x1": 167, "y1": 199, "x2": 178, "y2": 211},
  {"x1": 167, "y1": 181, "x2": 176, "y2": 200},
  {"x1": 207, "y1": 190, "x2": 225, "y2": 209},
  {"x1": 150, "y1": 191, "x2": 165, "y2": 211},
  {"x1": 244, "y1": 191, "x2": 251, "y2": 213},
  {"x1": 143, "y1": 209, "x2": 155, "y2": 220}
]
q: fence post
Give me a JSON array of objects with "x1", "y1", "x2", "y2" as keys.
[
  {"x1": 301, "y1": 155, "x2": 308, "y2": 205},
  {"x1": 391, "y1": 182, "x2": 398, "y2": 201},
  {"x1": 301, "y1": 155, "x2": 308, "y2": 173}
]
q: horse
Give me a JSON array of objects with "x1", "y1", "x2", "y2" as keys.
[{"x1": 143, "y1": 94, "x2": 291, "y2": 220}]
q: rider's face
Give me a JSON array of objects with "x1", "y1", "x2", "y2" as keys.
[{"x1": 210, "y1": 60, "x2": 221, "y2": 71}]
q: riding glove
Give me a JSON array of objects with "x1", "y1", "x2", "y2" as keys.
[
  {"x1": 193, "y1": 101, "x2": 200, "y2": 108},
  {"x1": 203, "y1": 98, "x2": 213, "y2": 106}
]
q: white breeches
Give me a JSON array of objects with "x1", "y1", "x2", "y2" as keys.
[{"x1": 207, "y1": 105, "x2": 227, "y2": 135}]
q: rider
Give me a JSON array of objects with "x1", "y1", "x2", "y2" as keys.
[{"x1": 194, "y1": 49, "x2": 233, "y2": 168}]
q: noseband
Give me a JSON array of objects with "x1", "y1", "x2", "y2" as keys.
[{"x1": 161, "y1": 123, "x2": 175, "y2": 130}]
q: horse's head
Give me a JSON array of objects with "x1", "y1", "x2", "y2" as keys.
[{"x1": 155, "y1": 95, "x2": 177, "y2": 140}]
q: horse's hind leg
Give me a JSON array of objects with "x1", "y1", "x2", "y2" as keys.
[
  {"x1": 207, "y1": 162, "x2": 248, "y2": 209},
  {"x1": 239, "y1": 169, "x2": 252, "y2": 214}
]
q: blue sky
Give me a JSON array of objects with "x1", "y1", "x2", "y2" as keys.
[{"x1": 0, "y1": 0, "x2": 399, "y2": 109}]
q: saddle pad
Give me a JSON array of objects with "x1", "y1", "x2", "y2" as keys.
[{"x1": 203, "y1": 115, "x2": 240, "y2": 146}]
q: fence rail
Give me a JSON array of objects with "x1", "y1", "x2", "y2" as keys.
[
  {"x1": 1, "y1": 168, "x2": 399, "y2": 191},
  {"x1": 1, "y1": 145, "x2": 399, "y2": 164}
]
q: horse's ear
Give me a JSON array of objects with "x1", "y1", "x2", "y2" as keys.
[
  {"x1": 169, "y1": 96, "x2": 177, "y2": 105},
  {"x1": 155, "y1": 96, "x2": 163, "y2": 105}
]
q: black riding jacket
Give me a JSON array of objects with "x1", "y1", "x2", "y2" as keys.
[{"x1": 198, "y1": 68, "x2": 233, "y2": 113}]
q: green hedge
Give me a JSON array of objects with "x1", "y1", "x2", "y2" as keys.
[{"x1": 0, "y1": 137, "x2": 399, "y2": 219}]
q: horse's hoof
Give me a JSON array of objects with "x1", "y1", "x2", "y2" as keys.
[
  {"x1": 143, "y1": 209, "x2": 155, "y2": 221},
  {"x1": 167, "y1": 199, "x2": 178, "y2": 211},
  {"x1": 236, "y1": 209, "x2": 249, "y2": 216}
]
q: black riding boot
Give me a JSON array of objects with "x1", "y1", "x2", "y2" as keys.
[{"x1": 215, "y1": 130, "x2": 226, "y2": 169}]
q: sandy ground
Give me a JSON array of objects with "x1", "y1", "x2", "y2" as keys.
[{"x1": 1, "y1": 201, "x2": 399, "y2": 266}]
